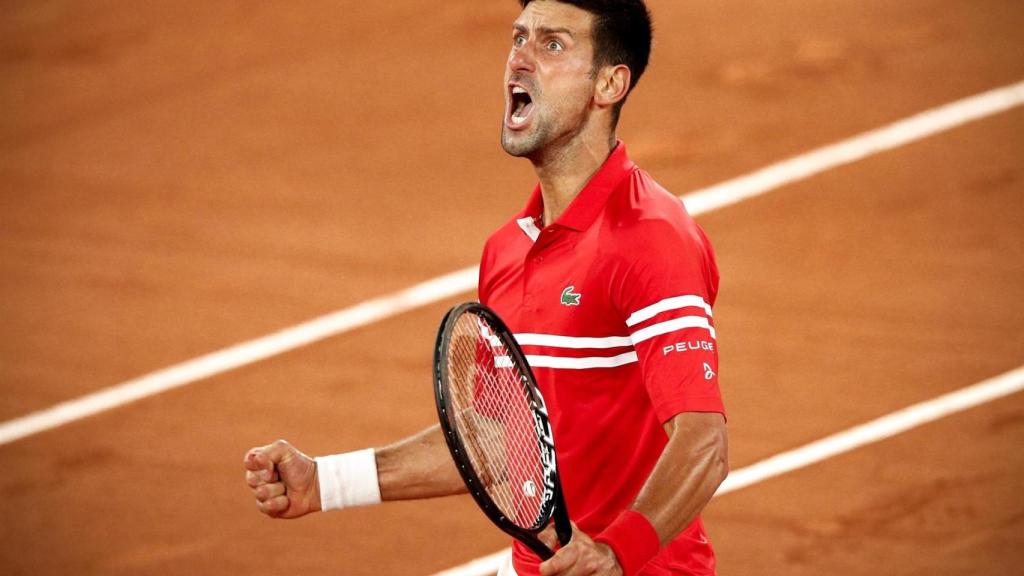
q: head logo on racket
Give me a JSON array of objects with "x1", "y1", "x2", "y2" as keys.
[{"x1": 522, "y1": 480, "x2": 537, "y2": 498}]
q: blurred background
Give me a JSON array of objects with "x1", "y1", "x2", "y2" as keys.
[{"x1": 2, "y1": 1, "x2": 1022, "y2": 574}]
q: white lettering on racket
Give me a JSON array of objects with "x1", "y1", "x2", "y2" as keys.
[{"x1": 530, "y1": 385, "x2": 558, "y2": 509}]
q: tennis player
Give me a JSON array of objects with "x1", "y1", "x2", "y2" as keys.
[{"x1": 244, "y1": 1, "x2": 728, "y2": 575}]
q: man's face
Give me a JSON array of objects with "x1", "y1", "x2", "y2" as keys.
[{"x1": 501, "y1": 1, "x2": 598, "y2": 159}]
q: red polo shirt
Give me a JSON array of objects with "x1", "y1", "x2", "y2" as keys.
[{"x1": 478, "y1": 143, "x2": 724, "y2": 575}]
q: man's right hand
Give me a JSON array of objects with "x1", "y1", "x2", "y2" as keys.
[{"x1": 244, "y1": 440, "x2": 321, "y2": 519}]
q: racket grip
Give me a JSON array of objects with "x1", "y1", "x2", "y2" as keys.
[
  {"x1": 555, "y1": 516, "x2": 572, "y2": 547},
  {"x1": 553, "y1": 484, "x2": 573, "y2": 547},
  {"x1": 525, "y1": 536, "x2": 555, "y2": 560}
]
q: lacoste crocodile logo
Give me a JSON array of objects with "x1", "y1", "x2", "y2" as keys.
[{"x1": 560, "y1": 286, "x2": 582, "y2": 306}]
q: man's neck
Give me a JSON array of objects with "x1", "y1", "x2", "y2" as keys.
[{"x1": 533, "y1": 133, "x2": 617, "y2": 227}]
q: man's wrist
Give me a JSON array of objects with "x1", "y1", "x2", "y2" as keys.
[
  {"x1": 593, "y1": 510, "x2": 661, "y2": 576},
  {"x1": 314, "y1": 448, "x2": 382, "y2": 511},
  {"x1": 310, "y1": 463, "x2": 322, "y2": 512},
  {"x1": 593, "y1": 541, "x2": 625, "y2": 576}
]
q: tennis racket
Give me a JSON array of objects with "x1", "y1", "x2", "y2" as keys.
[{"x1": 433, "y1": 302, "x2": 572, "y2": 559}]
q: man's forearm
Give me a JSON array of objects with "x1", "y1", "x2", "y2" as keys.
[
  {"x1": 632, "y1": 412, "x2": 729, "y2": 543},
  {"x1": 374, "y1": 423, "x2": 468, "y2": 501}
]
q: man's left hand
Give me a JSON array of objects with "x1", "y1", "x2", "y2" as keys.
[{"x1": 538, "y1": 521, "x2": 622, "y2": 576}]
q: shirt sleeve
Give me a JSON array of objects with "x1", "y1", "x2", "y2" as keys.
[{"x1": 613, "y1": 218, "x2": 725, "y2": 423}]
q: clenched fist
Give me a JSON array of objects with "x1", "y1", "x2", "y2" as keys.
[{"x1": 243, "y1": 440, "x2": 321, "y2": 519}]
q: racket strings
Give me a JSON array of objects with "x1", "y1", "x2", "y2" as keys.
[{"x1": 446, "y1": 313, "x2": 547, "y2": 529}]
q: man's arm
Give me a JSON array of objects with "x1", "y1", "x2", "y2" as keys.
[
  {"x1": 633, "y1": 411, "x2": 729, "y2": 542},
  {"x1": 375, "y1": 423, "x2": 468, "y2": 500},
  {"x1": 540, "y1": 412, "x2": 728, "y2": 576},
  {"x1": 244, "y1": 423, "x2": 467, "y2": 519}
]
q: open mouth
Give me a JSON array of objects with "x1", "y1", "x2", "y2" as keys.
[{"x1": 508, "y1": 85, "x2": 534, "y2": 128}]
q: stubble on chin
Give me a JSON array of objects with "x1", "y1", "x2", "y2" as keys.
[{"x1": 501, "y1": 124, "x2": 547, "y2": 159}]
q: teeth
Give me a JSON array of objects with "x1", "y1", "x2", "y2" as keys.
[{"x1": 509, "y1": 85, "x2": 531, "y2": 125}]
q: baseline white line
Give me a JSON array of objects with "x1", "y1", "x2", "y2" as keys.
[
  {"x1": 0, "y1": 267, "x2": 477, "y2": 446},
  {"x1": 716, "y1": 364, "x2": 1024, "y2": 495},
  {"x1": 682, "y1": 80, "x2": 1024, "y2": 215},
  {"x1": 430, "y1": 364, "x2": 1024, "y2": 576},
  {"x1": 1, "y1": 80, "x2": 1022, "y2": 447}
]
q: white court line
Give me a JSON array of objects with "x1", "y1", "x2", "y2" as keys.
[
  {"x1": 1, "y1": 79, "x2": 1022, "y2": 447},
  {"x1": 681, "y1": 80, "x2": 1024, "y2": 215},
  {"x1": 0, "y1": 267, "x2": 475, "y2": 446},
  {"x1": 431, "y1": 365, "x2": 1024, "y2": 576}
]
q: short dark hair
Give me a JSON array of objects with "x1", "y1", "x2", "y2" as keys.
[{"x1": 518, "y1": 0, "x2": 653, "y2": 120}]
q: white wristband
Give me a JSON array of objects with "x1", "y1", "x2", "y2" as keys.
[{"x1": 315, "y1": 448, "x2": 382, "y2": 511}]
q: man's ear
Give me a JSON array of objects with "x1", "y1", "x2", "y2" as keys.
[{"x1": 594, "y1": 64, "x2": 631, "y2": 109}]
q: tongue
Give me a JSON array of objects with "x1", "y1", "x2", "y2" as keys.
[{"x1": 513, "y1": 100, "x2": 532, "y2": 119}]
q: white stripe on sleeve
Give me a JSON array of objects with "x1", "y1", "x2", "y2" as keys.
[
  {"x1": 630, "y1": 316, "x2": 716, "y2": 344},
  {"x1": 626, "y1": 295, "x2": 713, "y2": 327}
]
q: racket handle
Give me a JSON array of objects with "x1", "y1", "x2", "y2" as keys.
[
  {"x1": 553, "y1": 487, "x2": 573, "y2": 547},
  {"x1": 556, "y1": 523, "x2": 572, "y2": 547}
]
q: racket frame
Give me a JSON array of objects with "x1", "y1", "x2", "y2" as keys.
[{"x1": 433, "y1": 302, "x2": 572, "y2": 560}]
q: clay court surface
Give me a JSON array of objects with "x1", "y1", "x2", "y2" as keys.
[{"x1": 2, "y1": 1, "x2": 1023, "y2": 574}]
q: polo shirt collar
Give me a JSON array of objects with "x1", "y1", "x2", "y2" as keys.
[{"x1": 517, "y1": 141, "x2": 635, "y2": 234}]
